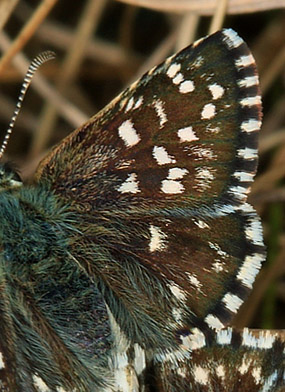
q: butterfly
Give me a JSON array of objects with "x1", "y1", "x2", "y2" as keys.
[{"x1": 0, "y1": 28, "x2": 283, "y2": 391}]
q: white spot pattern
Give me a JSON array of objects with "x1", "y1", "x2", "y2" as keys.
[
  {"x1": 177, "y1": 126, "x2": 199, "y2": 142},
  {"x1": 149, "y1": 225, "x2": 167, "y2": 252},
  {"x1": 252, "y1": 367, "x2": 262, "y2": 384},
  {"x1": 192, "y1": 365, "x2": 209, "y2": 385},
  {"x1": 186, "y1": 272, "x2": 203, "y2": 292},
  {"x1": 167, "y1": 63, "x2": 181, "y2": 78},
  {"x1": 118, "y1": 173, "x2": 140, "y2": 194},
  {"x1": 235, "y1": 54, "x2": 255, "y2": 68},
  {"x1": 261, "y1": 371, "x2": 278, "y2": 392},
  {"x1": 118, "y1": 120, "x2": 140, "y2": 147},
  {"x1": 205, "y1": 314, "x2": 224, "y2": 330},
  {"x1": 216, "y1": 327, "x2": 233, "y2": 345},
  {"x1": 208, "y1": 83, "x2": 225, "y2": 100},
  {"x1": 168, "y1": 283, "x2": 187, "y2": 301},
  {"x1": 161, "y1": 167, "x2": 188, "y2": 194},
  {"x1": 195, "y1": 167, "x2": 215, "y2": 190},
  {"x1": 222, "y1": 293, "x2": 243, "y2": 313},
  {"x1": 241, "y1": 119, "x2": 261, "y2": 133},
  {"x1": 216, "y1": 365, "x2": 226, "y2": 379},
  {"x1": 242, "y1": 328, "x2": 276, "y2": 349},
  {"x1": 173, "y1": 73, "x2": 184, "y2": 85},
  {"x1": 238, "y1": 75, "x2": 259, "y2": 88},
  {"x1": 237, "y1": 147, "x2": 258, "y2": 160},
  {"x1": 153, "y1": 146, "x2": 176, "y2": 165},
  {"x1": 222, "y1": 28, "x2": 243, "y2": 49},
  {"x1": 33, "y1": 375, "x2": 49, "y2": 392},
  {"x1": 201, "y1": 103, "x2": 216, "y2": 119},
  {"x1": 240, "y1": 96, "x2": 262, "y2": 107},
  {"x1": 161, "y1": 180, "x2": 184, "y2": 194},
  {"x1": 167, "y1": 167, "x2": 188, "y2": 180},
  {"x1": 179, "y1": 80, "x2": 195, "y2": 93},
  {"x1": 237, "y1": 253, "x2": 263, "y2": 289},
  {"x1": 154, "y1": 99, "x2": 168, "y2": 127}
]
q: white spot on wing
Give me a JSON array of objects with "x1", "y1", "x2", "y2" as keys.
[
  {"x1": 181, "y1": 328, "x2": 206, "y2": 350},
  {"x1": 186, "y1": 273, "x2": 203, "y2": 292},
  {"x1": 168, "y1": 167, "x2": 188, "y2": 180},
  {"x1": 240, "y1": 96, "x2": 262, "y2": 107},
  {"x1": 205, "y1": 314, "x2": 224, "y2": 330},
  {"x1": 118, "y1": 120, "x2": 140, "y2": 147},
  {"x1": 133, "y1": 344, "x2": 146, "y2": 376},
  {"x1": 222, "y1": 29, "x2": 243, "y2": 49},
  {"x1": 177, "y1": 126, "x2": 199, "y2": 142},
  {"x1": 201, "y1": 103, "x2": 216, "y2": 119},
  {"x1": 154, "y1": 99, "x2": 167, "y2": 128},
  {"x1": 125, "y1": 97, "x2": 134, "y2": 112},
  {"x1": 241, "y1": 119, "x2": 261, "y2": 133},
  {"x1": 245, "y1": 214, "x2": 264, "y2": 246},
  {"x1": 212, "y1": 260, "x2": 224, "y2": 273},
  {"x1": 118, "y1": 173, "x2": 140, "y2": 194},
  {"x1": 216, "y1": 365, "x2": 226, "y2": 380},
  {"x1": 167, "y1": 63, "x2": 181, "y2": 78},
  {"x1": 168, "y1": 283, "x2": 187, "y2": 301},
  {"x1": 237, "y1": 253, "x2": 263, "y2": 289},
  {"x1": 242, "y1": 328, "x2": 276, "y2": 349},
  {"x1": 233, "y1": 171, "x2": 254, "y2": 182},
  {"x1": 153, "y1": 146, "x2": 176, "y2": 165},
  {"x1": 189, "y1": 146, "x2": 215, "y2": 160},
  {"x1": 252, "y1": 367, "x2": 262, "y2": 384},
  {"x1": 261, "y1": 370, "x2": 278, "y2": 392},
  {"x1": 235, "y1": 54, "x2": 255, "y2": 68},
  {"x1": 173, "y1": 73, "x2": 184, "y2": 85},
  {"x1": 192, "y1": 365, "x2": 209, "y2": 385},
  {"x1": 106, "y1": 307, "x2": 138, "y2": 392},
  {"x1": 237, "y1": 147, "x2": 257, "y2": 160},
  {"x1": 33, "y1": 375, "x2": 49, "y2": 392},
  {"x1": 179, "y1": 80, "x2": 195, "y2": 93},
  {"x1": 134, "y1": 96, "x2": 143, "y2": 109},
  {"x1": 161, "y1": 167, "x2": 188, "y2": 194},
  {"x1": 195, "y1": 167, "x2": 215, "y2": 190},
  {"x1": 149, "y1": 225, "x2": 167, "y2": 252},
  {"x1": 222, "y1": 293, "x2": 243, "y2": 313},
  {"x1": 208, "y1": 83, "x2": 224, "y2": 100},
  {"x1": 161, "y1": 180, "x2": 184, "y2": 194},
  {"x1": 216, "y1": 327, "x2": 232, "y2": 345},
  {"x1": 238, "y1": 75, "x2": 259, "y2": 88},
  {"x1": 239, "y1": 355, "x2": 251, "y2": 374}
]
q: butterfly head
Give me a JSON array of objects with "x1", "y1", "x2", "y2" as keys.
[
  {"x1": 0, "y1": 51, "x2": 55, "y2": 193},
  {"x1": 0, "y1": 162, "x2": 22, "y2": 191}
]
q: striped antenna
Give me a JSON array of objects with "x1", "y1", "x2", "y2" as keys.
[{"x1": 0, "y1": 51, "x2": 56, "y2": 160}]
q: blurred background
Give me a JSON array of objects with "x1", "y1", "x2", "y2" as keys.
[{"x1": 0, "y1": 0, "x2": 284, "y2": 331}]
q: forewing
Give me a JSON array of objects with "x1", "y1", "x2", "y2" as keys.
[
  {"x1": 36, "y1": 29, "x2": 261, "y2": 212},
  {"x1": 34, "y1": 30, "x2": 265, "y2": 347}
]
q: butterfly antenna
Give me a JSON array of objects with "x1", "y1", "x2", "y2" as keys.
[{"x1": 0, "y1": 50, "x2": 56, "y2": 160}]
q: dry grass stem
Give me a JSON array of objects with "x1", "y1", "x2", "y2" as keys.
[
  {"x1": 208, "y1": 0, "x2": 229, "y2": 34},
  {"x1": 115, "y1": 0, "x2": 285, "y2": 15},
  {"x1": 0, "y1": 0, "x2": 58, "y2": 74},
  {"x1": 174, "y1": 12, "x2": 199, "y2": 51},
  {"x1": 0, "y1": 0, "x2": 19, "y2": 31},
  {"x1": 30, "y1": 0, "x2": 108, "y2": 158}
]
